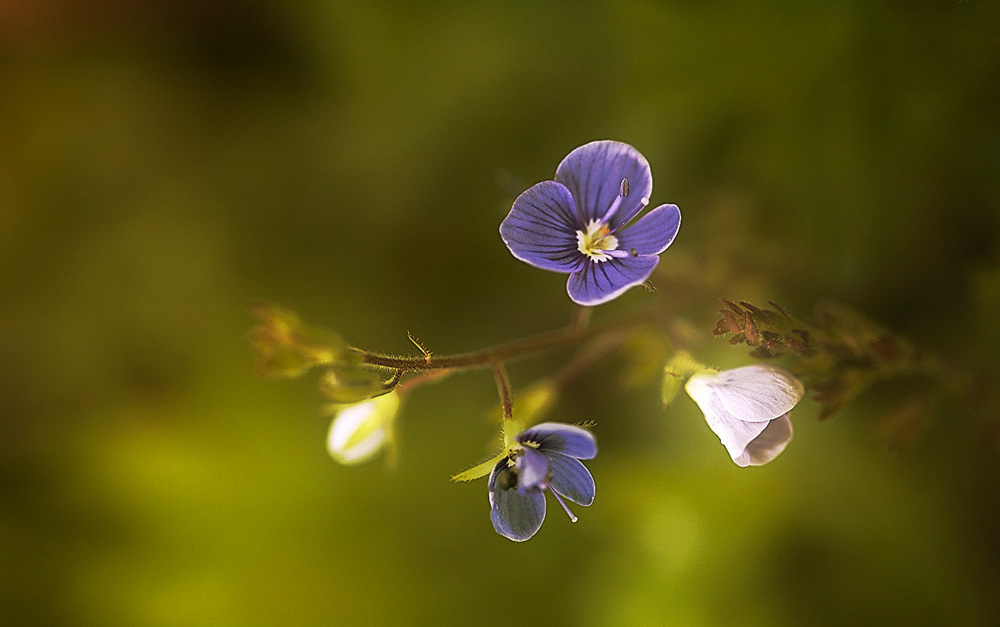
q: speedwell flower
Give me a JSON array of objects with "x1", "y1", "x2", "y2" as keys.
[
  {"x1": 500, "y1": 140, "x2": 681, "y2": 306},
  {"x1": 488, "y1": 422, "x2": 597, "y2": 542},
  {"x1": 684, "y1": 364, "x2": 804, "y2": 467}
]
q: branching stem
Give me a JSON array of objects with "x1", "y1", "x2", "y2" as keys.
[{"x1": 351, "y1": 310, "x2": 637, "y2": 373}]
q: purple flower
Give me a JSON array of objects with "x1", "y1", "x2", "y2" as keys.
[
  {"x1": 488, "y1": 422, "x2": 597, "y2": 542},
  {"x1": 500, "y1": 140, "x2": 681, "y2": 306}
]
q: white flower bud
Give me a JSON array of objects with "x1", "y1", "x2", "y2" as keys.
[
  {"x1": 326, "y1": 392, "x2": 399, "y2": 465},
  {"x1": 685, "y1": 365, "x2": 804, "y2": 467}
]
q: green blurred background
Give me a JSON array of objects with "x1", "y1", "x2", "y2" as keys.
[{"x1": 3, "y1": 1, "x2": 999, "y2": 625}]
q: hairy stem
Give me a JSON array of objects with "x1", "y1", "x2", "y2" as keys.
[
  {"x1": 350, "y1": 311, "x2": 640, "y2": 373},
  {"x1": 491, "y1": 360, "x2": 514, "y2": 420}
]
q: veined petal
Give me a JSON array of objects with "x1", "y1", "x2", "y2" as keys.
[
  {"x1": 708, "y1": 365, "x2": 805, "y2": 422},
  {"x1": 692, "y1": 392, "x2": 770, "y2": 463},
  {"x1": 489, "y1": 460, "x2": 546, "y2": 542},
  {"x1": 517, "y1": 422, "x2": 597, "y2": 459},
  {"x1": 544, "y1": 452, "x2": 595, "y2": 506},
  {"x1": 500, "y1": 180, "x2": 585, "y2": 273},
  {"x1": 555, "y1": 140, "x2": 653, "y2": 228},
  {"x1": 566, "y1": 255, "x2": 658, "y2": 307},
  {"x1": 515, "y1": 446, "x2": 549, "y2": 490},
  {"x1": 734, "y1": 414, "x2": 794, "y2": 467},
  {"x1": 616, "y1": 204, "x2": 682, "y2": 256}
]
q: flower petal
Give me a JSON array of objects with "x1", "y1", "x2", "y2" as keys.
[
  {"x1": 489, "y1": 460, "x2": 546, "y2": 542},
  {"x1": 616, "y1": 204, "x2": 681, "y2": 256},
  {"x1": 734, "y1": 414, "x2": 794, "y2": 467},
  {"x1": 517, "y1": 422, "x2": 597, "y2": 459},
  {"x1": 555, "y1": 140, "x2": 653, "y2": 228},
  {"x1": 689, "y1": 390, "x2": 770, "y2": 463},
  {"x1": 500, "y1": 180, "x2": 585, "y2": 273},
  {"x1": 566, "y1": 255, "x2": 658, "y2": 306},
  {"x1": 544, "y1": 452, "x2": 595, "y2": 506},
  {"x1": 711, "y1": 365, "x2": 805, "y2": 422},
  {"x1": 515, "y1": 446, "x2": 549, "y2": 490}
]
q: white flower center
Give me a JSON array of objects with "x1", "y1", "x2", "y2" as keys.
[{"x1": 576, "y1": 219, "x2": 619, "y2": 262}]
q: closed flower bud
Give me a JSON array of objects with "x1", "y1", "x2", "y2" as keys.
[
  {"x1": 326, "y1": 392, "x2": 399, "y2": 465},
  {"x1": 248, "y1": 302, "x2": 345, "y2": 378}
]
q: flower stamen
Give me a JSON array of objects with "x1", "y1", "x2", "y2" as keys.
[
  {"x1": 550, "y1": 489, "x2": 578, "y2": 523},
  {"x1": 576, "y1": 220, "x2": 620, "y2": 262},
  {"x1": 605, "y1": 195, "x2": 649, "y2": 238},
  {"x1": 597, "y1": 178, "x2": 630, "y2": 224}
]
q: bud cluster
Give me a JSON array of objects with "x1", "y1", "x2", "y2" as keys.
[{"x1": 712, "y1": 298, "x2": 978, "y2": 448}]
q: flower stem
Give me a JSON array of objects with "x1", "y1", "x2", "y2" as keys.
[
  {"x1": 491, "y1": 360, "x2": 513, "y2": 421},
  {"x1": 352, "y1": 314, "x2": 627, "y2": 373},
  {"x1": 571, "y1": 305, "x2": 591, "y2": 334},
  {"x1": 393, "y1": 368, "x2": 453, "y2": 396}
]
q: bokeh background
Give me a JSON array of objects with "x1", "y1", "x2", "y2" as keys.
[{"x1": 3, "y1": 1, "x2": 1000, "y2": 625}]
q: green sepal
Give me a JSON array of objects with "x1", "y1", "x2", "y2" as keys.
[
  {"x1": 502, "y1": 417, "x2": 526, "y2": 450},
  {"x1": 662, "y1": 351, "x2": 709, "y2": 407},
  {"x1": 319, "y1": 364, "x2": 389, "y2": 404},
  {"x1": 451, "y1": 452, "x2": 506, "y2": 482},
  {"x1": 661, "y1": 372, "x2": 683, "y2": 407}
]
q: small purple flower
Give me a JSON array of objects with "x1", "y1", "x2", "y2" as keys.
[
  {"x1": 488, "y1": 422, "x2": 597, "y2": 542},
  {"x1": 500, "y1": 140, "x2": 681, "y2": 306}
]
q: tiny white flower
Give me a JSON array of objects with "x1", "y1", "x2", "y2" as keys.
[
  {"x1": 326, "y1": 392, "x2": 399, "y2": 465},
  {"x1": 684, "y1": 364, "x2": 804, "y2": 467}
]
